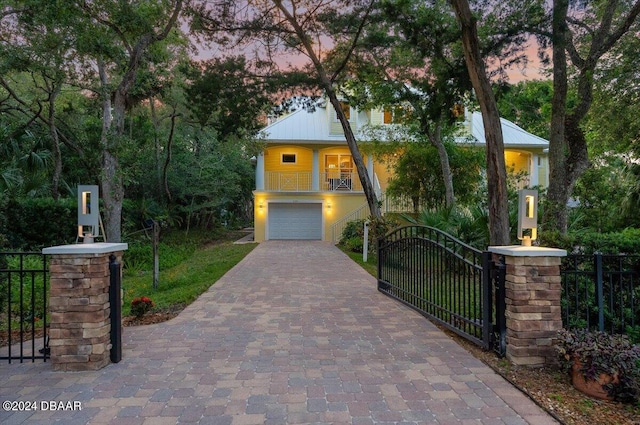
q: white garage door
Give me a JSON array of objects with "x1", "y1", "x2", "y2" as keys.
[{"x1": 268, "y1": 203, "x2": 323, "y2": 240}]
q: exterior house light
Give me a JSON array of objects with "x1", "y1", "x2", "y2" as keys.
[
  {"x1": 517, "y1": 189, "x2": 538, "y2": 246},
  {"x1": 78, "y1": 185, "x2": 100, "y2": 243}
]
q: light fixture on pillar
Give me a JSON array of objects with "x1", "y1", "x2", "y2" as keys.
[
  {"x1": 78, "y1": 185, "x2": 100, "y2": 243},
  {"x1": 517, "y1": 189, "x2": 538, "y2": 247}
]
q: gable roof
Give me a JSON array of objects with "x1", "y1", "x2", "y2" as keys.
[
  {"x1": 260, "y1": 106, "x2": 349, "y2": 144},
  {"x1": 460, "y1": 111, "x2": 548, "y2": 149},
  {"x1": 260, "y1": 103, "x2": 549, "y2": 150}
]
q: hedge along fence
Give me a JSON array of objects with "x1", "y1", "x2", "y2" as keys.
[
  {"x1": 540, "y1": 229, "x2": 640, "y2": 343},
  {"x1": 561, "y1": 253, "x2": 640, "y2": 343},
  {"x1": 0, "y1": 197, "x2": 77, "y2": 250},
  {"x1": 542, "y1": 228, "x2": 640, "y2": 255}
]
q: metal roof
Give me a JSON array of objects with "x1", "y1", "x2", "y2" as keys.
[{"x1": 260, "y1": 106, "x2": 549, "y2": 149}]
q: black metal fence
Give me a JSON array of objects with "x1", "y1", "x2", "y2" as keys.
[
  {"x1": 377, "y1": 225, "x2": 506, "y2": 356},
  {"x1": 0, "y1": 252, "x2": 49, "y2": 363},
  {"x1": 561, "y1": 253, "x2": 640, "y2": 338}
]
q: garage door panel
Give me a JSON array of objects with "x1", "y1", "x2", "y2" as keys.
[{"x1": 268, "y1": 203, "x2": 322, "y2": 240}]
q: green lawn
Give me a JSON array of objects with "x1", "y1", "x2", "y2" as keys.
[
  {"x1": 122, "y1": 236, "x2": 256, "y2": 316},
  {"x1": 342, "y1": 249, "x2": 377, "y2": 277}
]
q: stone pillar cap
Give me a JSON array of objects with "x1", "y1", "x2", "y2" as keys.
[
  {"x1": 42, "y1": 243, "x2": 128, "y2": 255},
  {"x1": 488, "y1": 245, "x2": 567, "y2": 257}
]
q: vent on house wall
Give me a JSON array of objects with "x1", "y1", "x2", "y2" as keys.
[{"x1": 282, "y1": 153, "x2": 296, "y2": 163}]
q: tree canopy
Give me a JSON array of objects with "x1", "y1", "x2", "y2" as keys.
[{"x1": 2, "y1": 0, "x2": 640, "y2": 249}]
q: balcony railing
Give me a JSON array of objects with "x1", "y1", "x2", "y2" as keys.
[
  {"x1": 265, "y1": 172, "x2": 312, "y2": 191},
  {"x1": 264, "y1": 171, "x2": 364, "y2": 192},
  {"x1": 321, "y1": 172, "x2": 363, "y2": 191}
]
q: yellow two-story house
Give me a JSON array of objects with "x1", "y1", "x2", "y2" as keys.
[{"x1": 253, "y1": 100, "x2": 549, "y2": 242}]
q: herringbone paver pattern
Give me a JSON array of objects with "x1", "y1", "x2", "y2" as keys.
[{"x1": 0, "y1": 241, "x2": 558, "y2": 424}]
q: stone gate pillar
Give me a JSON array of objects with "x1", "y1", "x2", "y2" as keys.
[
  {"x1": 42, "y1": 243, "x2": 127, "y2": 371},
  {"x1": 488, "y1": 246, "x2": 567, "y2": 367}
]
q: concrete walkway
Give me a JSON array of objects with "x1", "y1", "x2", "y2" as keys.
[{"x1": 0, "y1": 241, "x2": 558, "y2": 425}]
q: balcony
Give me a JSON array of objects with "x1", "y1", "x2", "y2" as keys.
[
  {"x1": 264, "y1": 171, "x2": 364, "y2": 192},
  {"x1": 265, "y1": 172, "x2": 312, "y2": 191},
  {"x1": 321, "y1": 172, "x2": 363, "y2": 191}
]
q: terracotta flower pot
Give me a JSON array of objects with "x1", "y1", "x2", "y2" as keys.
[{"x1": 571, "y1": 358, "x2": 619, "y2": 400}]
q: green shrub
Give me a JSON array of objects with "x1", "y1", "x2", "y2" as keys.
[
  {"x1": 539, "y1": 230, "x2": 575, "y2": 251},
  {"x1": 0, "y1": 257, "x2": 6, "y2": 316},
  {"x1": 626, "y1": 325, "x2": 640, "y2": 345},
  {"x1": 130, "y1": 296, "x2": 154, "y2": 318},
  {"x1": 339, "y1": 219, "x2": 366, "y2": 253},
  {"x1": 0, "y1": 254, "x2": 48, "y2": 325},
  {"x1": 1, "y1": 197, "x2": 76, "y2": 250},
  {"x1": 577, "y1": 228, "x2": 640, "y2": 254},
  {"x1": 342, "y1": 236, "x2": 364, "y2": 253},
  {"x1": 340, "y1": 219, "x2": 364, "y2": 241},
  {"x1": 407, "y1": 206, "x2": 490, "y2": 249},
  {"x1": 339, "y1": 216, "x2": 399, "y2": 254},
  {"x1": 0, "y1": 196, "x2": 8, "y2": 249},
  {"x1": 556, "y1": 329, "x2": 640, "y2": 403},
  {"x1": 541, "y1": 228, "x2": 640, "y2": 255}
]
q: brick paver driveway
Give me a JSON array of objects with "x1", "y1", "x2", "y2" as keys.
[{"x1": 0, "y1": 241, "x2": 558, "y2": 424}]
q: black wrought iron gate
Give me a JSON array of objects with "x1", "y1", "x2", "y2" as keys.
[
  {"x1": 0, "y1": 252, "x2": 49, "y2": 363},
  {"x1": 377, "y1": 225, "x2": 506, "y2": 356}
]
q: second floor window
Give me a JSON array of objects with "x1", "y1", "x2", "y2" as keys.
[
  {"x1": 325, "y1": 154, "x2": 353, "y2": 175},
  {"x1": 282, "y1": 153, "x2": 296, "y2": 164},
  {"x1": 384, "y1": 106, "x2": 411, "y2": 124},
  {"x1": 335, "y1": 101, "x2": 351, "y2": 121}
]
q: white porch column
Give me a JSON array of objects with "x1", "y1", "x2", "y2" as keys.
[
  {"x1": 367, "y1": 156, "x2": 378, "y2": 195},
  {"x1": 530, "y1": 154, "x2": 539, "y2": 187},
  {"x1": 312, "y1": 149, "x2": 320, "y2": 191},
  {"x1": 256, "y1": 152, "x2": 265, "y2": 190}
]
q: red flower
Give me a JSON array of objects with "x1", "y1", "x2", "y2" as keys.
[{"x1": 130, "y1": 296, "x2": 154, "y2": 318}]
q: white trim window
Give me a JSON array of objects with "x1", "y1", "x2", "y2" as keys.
[
  {"x1": 334, "y1": 101, "x2": 351, "y2": 121},
  {"x1": 383, "y1": 105, "x2": 411, "y2": 124},
  {"x1": 281, "y1": 153, "x2": 297, "y2": 164}
]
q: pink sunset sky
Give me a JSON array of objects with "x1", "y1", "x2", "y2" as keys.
[
  {"x1": 503, "y1": 42, "x2": 549, "y2": 83},
  {"x1": 194, "y1": 38, "x2": 549, "y2": 85}
]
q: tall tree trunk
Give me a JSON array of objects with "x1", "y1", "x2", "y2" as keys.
[
  {"x1": 47, "y1": 83, "x2": 62, "y2": 200},
  {"x1": 450, "y1": 0, "x2": 509, "y2": 245},
  {"x1": 544, "y1": 0, "x2": 640, "y2": 234},
  {"x1": 97, "y1": 59, "x2": 123, "y2": 243},
  {"x1": 326, "y1": 90, "x2": 381, "y2": 219},
  {"x1": 426, "y1": 123, "x2": 456, "y2": 208},
  {"x1": 90, "y1": 0, "x2": 183, "y2": 242},
  {"x1": 163, "y1": 110, "x2": 177, "y2": 203},
  {"x1": 149, "y1": 96, "x2": 163, "y2": 199},
  {"x1": 544, "y1": 0, "x2": 570, "y2": 234}
]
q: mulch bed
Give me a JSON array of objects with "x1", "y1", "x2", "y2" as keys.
[
  {"x1": 448, "y1": 329, "x2": 640, "y2": 425},
  {"x1": 122, "y1": 311, "x2": 180, "y2": 327},
  {"x1": 122, "y1": 304, "x2": 185, "y2": 327},
  {"x1": 0, "y1": 328, "x2": 47, "y2": 349}
]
